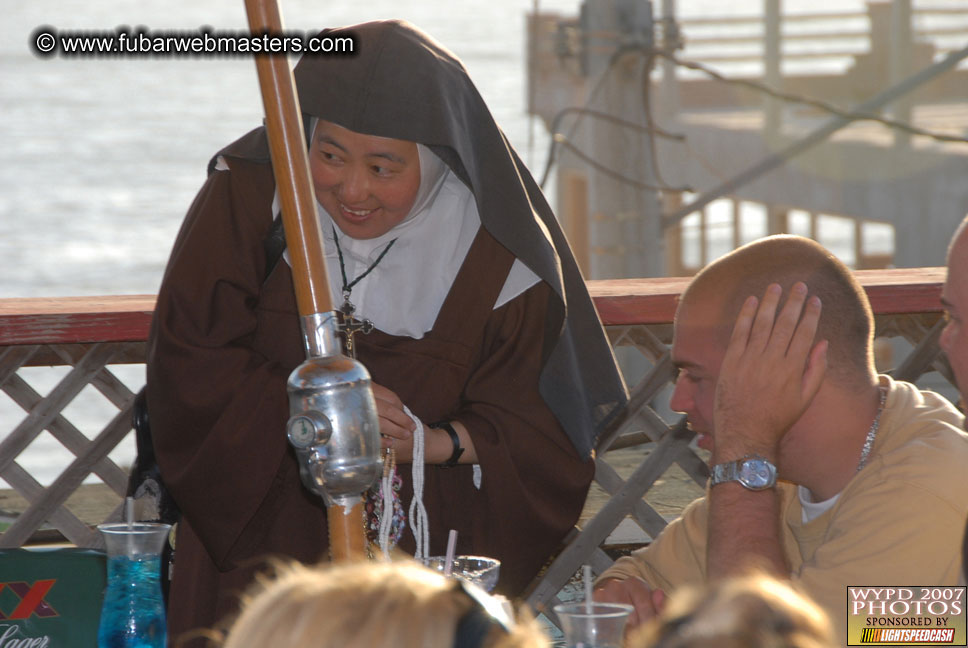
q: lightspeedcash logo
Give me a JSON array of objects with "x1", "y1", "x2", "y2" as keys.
[
  {"x1": 859, "y1": 628, "x2": 957, "y2": 643},
  {"x1": 847, "y1": 587, "x2": 967, "y2": 645}
]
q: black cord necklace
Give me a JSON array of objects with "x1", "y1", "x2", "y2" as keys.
[{"x1": 332, "y1": 225, "x2": 398, "y2": 355}]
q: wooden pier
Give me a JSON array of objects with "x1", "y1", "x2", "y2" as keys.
[{"x1": 528, "y1": 1, "x2": 968, "y2": 279}]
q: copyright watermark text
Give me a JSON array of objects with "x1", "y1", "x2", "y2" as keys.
[{"x1": 31, "y1": 26, "x2": 355, "y2": 58}]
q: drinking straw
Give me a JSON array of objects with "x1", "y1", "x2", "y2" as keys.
[
  {"x1": 584, "y1": 564, "x2": 593, "y2": 614},
  {"x1": 443, "y1": 529, "x2": 458, "y2": 577},
  {"x1": 125, "y1": 496, "x2": 135, "y2": 555}
]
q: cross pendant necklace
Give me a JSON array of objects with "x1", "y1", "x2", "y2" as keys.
[
  {"x1": 339, "y1": 291, "x2": 373, "y2": 357},
  {"x1": 332, "y1": 226, "x2": 397, "y2": 357}
]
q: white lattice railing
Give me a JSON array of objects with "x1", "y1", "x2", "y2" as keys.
[{"x1": 0, "y1": 270, "x2": 958, "y2": 610}]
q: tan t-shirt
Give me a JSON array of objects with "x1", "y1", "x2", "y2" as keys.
[{"x1": 599, "y1": 376, "x2": 968, "y2": 639}]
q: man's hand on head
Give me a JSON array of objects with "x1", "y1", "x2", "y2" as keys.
[
  {"x1": 705, "y1": 282, "x2": 821, "y2": 580},
  {"x1": 713, "y1": 282, "x2": 827, "y2": 462},
  {"x1": 593, "y1": 577, "x2": 666, "y2": 629}
]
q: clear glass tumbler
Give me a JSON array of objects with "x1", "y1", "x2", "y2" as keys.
[{"x1": 422, "y1": 555, "x2": 501, "y2": 592}]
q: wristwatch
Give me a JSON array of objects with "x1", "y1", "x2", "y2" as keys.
[{"x1": 709, "y1": 455, "x2": 777, "y2": 491}]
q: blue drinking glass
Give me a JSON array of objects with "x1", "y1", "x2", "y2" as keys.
[{"x1": 97, "y1": 522, "x2": 170, "y2": 648}]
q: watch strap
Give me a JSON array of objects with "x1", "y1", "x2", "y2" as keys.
[
  {"x1": 430, "y1": 421, "x2": 464, "y2": 468},
  {"x1": 710, "y1": 460, "x2": 738, "y2": 486}
]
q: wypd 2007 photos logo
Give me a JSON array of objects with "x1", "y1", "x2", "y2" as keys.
[{"x1": 848, "y1": 586, "x2": 967, "y2": 645}]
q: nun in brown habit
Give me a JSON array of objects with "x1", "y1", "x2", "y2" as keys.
[{"x1": 147, "y1": 19, "x2": 628, "y2": 643}]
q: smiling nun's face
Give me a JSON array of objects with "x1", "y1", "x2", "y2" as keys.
[{"x1": 309, "y1": 120, "x2": 421, "y2": 240}]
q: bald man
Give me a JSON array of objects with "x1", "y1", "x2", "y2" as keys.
[
  {"x1": 943, "y1": 217, "x2": 968, "y2": 587},
  {"x1": 942, "y1": 216, "x2": 967, "y2": 406},
  {"x1": 595, "y1": 235, "x2": 968, "y2": 637}
]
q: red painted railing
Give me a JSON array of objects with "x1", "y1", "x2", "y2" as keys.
[{"x1": 0, "y1": 268, "x2": 946, "y2": 345}]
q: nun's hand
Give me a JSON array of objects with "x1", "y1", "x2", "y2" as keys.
[{"x1": 371, "y1": 382, "x2": 416, "y2": 461}]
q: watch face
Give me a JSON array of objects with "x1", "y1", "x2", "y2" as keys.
[{"x1": 739, "y1": 458, "x2": 776, "y2": 490}]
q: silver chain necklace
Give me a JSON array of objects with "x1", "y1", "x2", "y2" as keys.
[{"x1": 856, "y1": 386, "x2": 887, "y2": 472}]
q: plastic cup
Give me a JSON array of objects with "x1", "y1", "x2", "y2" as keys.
[
  {"x1": 553, "y1": 601, "x2": 634, "y2": 648},
  {"x1": 97, "y1": 522, "x2": 170, "y2": 648}
]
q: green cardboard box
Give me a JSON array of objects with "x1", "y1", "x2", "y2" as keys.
[{"x1": 0, "y1": 547, "x2": 106, "y2": 647}]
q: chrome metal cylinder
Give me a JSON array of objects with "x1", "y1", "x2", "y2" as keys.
[
  {"x1": 301, "y1": 312, "x2": 342, "y2": 358},
  {"x1": 286, "y1": 312, "x2": 381, "y2": 509}
]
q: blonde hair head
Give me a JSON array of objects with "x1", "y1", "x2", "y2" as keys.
[
  {"x1": 219, "y1": 559, "x2": 548, "y2": 648},
  {"x1": 629, "y1": 574, "x2": 836, "y2": 648}
]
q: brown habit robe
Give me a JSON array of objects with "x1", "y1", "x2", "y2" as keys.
[{"x1": 147, "y1": 20, "x2": 627, "y2": 643}]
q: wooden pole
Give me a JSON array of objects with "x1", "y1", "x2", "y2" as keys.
[
  {"x1": 243, "y1": 0, "x2": 331, "y2": 317},
  {"x1": 327, "y1": 501, "x2": 367, "y2": 562},
  {"x1": 243, "y1": 0, "x2": 365, "y2": 561}
]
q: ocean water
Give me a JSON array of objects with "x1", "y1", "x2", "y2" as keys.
[
  {"x1": 0, "y1": 0, "x2": 935, "y2": 486},
  {"x1": 1, "y1": 0, "x2": 888, "y2": 299}
]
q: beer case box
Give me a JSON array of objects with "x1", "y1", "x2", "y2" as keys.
[{"x1": 0, "y1": 547, "x2": 106, "y2": 647}]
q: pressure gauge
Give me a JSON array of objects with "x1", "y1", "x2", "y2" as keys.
[{"x1": 287, "y1": 410, "x2": 333, "y2": 449}]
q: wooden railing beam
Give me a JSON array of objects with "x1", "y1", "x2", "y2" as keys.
[{"x1": 0, "y1": 269, "x2": 946, "y2": 337}]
